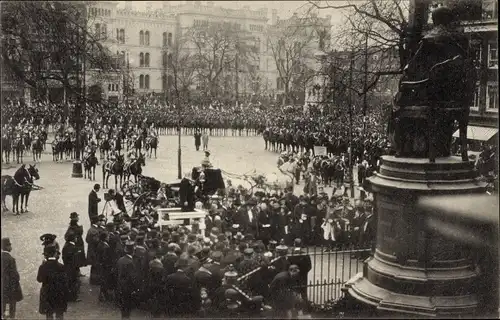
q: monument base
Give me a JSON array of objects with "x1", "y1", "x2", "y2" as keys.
[
  {"x1": 345, "y1": 156, "x2": 486, "y2": 318},
  {"x1": 71, "y1": 161, "x2": 83, "y2": 178}
]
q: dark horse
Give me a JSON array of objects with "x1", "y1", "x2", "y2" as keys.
[
  {"x1": 32, "y1": 137, "x2": 44, "y2": 163},
  {"x1": 145, "y1": 136, "x2": 158, "y2": 158},
  {"x1": 102, "y1": 154, "x2": 124, "y2": 190},
  {"x1": 52, "y1": 139, "x2": 65, "y2": 162},
  {"x1": 1, "y1": 164, "x2": 40, "y2": 215},
  {"x1": 100, "y1": 138, "x2": 111, "y2": 160},
  {"x1": 2, "y1": 134, "x2": 12, "y2": 164},
  {"x1": 84, "y1": 150, "x2": 99, "y2": 181},
  {"x1": 123, "y1": 152, "x2": 145, "y2": 184},
  {"x1": 133, "y1": 137, "x2": 143, "y2": 156}
]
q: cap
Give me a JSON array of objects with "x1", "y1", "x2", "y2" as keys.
[
  {"x1": 243, "y1": 248, "x2": 254, "y2": 256},
  {"x1": 210, "y1": 251, "x2": 223, "y2": 262}
]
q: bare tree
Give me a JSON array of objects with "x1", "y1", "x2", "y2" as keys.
[
  {"x1": 167, "y1": 34, "x2": 197, "y2": 107},
  {"x1": 184, "y1": 21, "x2": 256, "y2": 101},
  {"x1": 267, "y1": 11, "x2": 328, "y2": 105},
  {"x1": 1, "y1": 1, "x2": 120, "y2": 106},
  {"x1": 308, "y1": 0, "x2": 410, "y2": 70}
]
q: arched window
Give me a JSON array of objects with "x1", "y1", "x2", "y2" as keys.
[
  {"x1": 139, "y1": 30, "x2": 144, "y2": 45},
  {"x1": 145, "y1": 31, "x2": 150, "y2": 46},
  {"x1": 163, "y1": 32, "x2": 167, "y2": 47},
  {"x1": 168, "y1": 33, "x2": 173, "y2": 46},
  {"x1": 145, "y1": 53, "x2": 150, "y2": 67},
  {"x1": 95, "y1": 23, "x2": 101, "y2": 36},
  {"x1": 168, "y1": 53, "x2": 172, "y2": 65},
  {"x1": 145, "y1": 75, "x2": 150, "y2": 89},
  {"x1": 163, "y1": 52, "x2": 167, "y2": 67},
  {"x1": 101, "y1": 24, "x2": 107, "y2": 38},
  {"x1": 139, "y1": 75, "x2": 144, "y2": 89},
  {"x1": 139, "y1": 52, "x2": 144, "y2": 67},
  {"x1": 119, "y1": 29, "x2": 125, "y2": 44}
]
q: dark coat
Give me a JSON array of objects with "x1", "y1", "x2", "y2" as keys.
[
  {"x1": 114, "y1": 192, "x2": 127, "y2": 214},
  {"x1": 179, "y1": 178, "x2": 195, "y2": 211},
  {"x1": 116, "y1": 254, "x2": 137, "y2": 294},
  {"x1": 161, "y1": 252, "x2": 178, "y2": 277},
  {"x1": 1, "y1": 251, "x2": 23, "y2": 303},
  {"x1": 85, "y1": 225, "x2": 100, "y2": 266},
  {"x1": 194, "y1": 133, "x2": 201, "y2": 146},
  {"x1": 37, "y1": 259, "x2": 68, "y2": 315},
  {"x1": 288, "y1": 249, "x2": 312, "y2": 295},
  {"x1": 65, "y1": 224, "x2": 87, "y2": 267},
  {"x1": 269, "y1": 271, "x2": 301, "y2": 310},
  {"x1": 165, "y1": 270, "x2": 201, "y2": 315},
  {"x1": 88, "y1": 190, "x2": 101, "y2": 221}
]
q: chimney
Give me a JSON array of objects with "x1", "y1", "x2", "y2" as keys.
[{"x1": 272, "y1": 9, "x2": 278, "y2": 25}]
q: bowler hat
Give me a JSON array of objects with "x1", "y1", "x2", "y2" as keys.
[
  {"x1": 40, "y1": 233, "x2": 57, "y2": 243},
  {"x1": 69, "y1": 212, "x2": 79, "y2": 220},
  {"x1": 1, "y1": 237, "x2": 12, "y2": 249}
]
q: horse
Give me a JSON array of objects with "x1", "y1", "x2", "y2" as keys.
[
  {"x1": 124, "y1": 152, "x2": 146, "y2": 184},
  {"x1": 63, "y1": 135, "x2": 73, "y2": 160},
  {"x1": 102, "y1": 154, "x2": 124, "y2": 190},
  {"x1": 39, "y1": 129, "x2": 48, "y2": 151},
  {"x1": 83, "y1": 150, "x2": 99, "y2": 181},
  {"x1": 31, "y1": 137, "x2": 44, "y2": 163},
  {"x1": 13, "y1": 137, "x2": 24, "y2": 164},
  {"x1": 100, "y1": 138, "x2": 111, "y2": 160},
  {"x1": 1, "y1": 164, "x2": 40, "y2": 215},
  {"x1": 133, "y1": 137, "x2": 143, "y2": 156},
  {"x1": 23, "y1": 132, "x2": 32, "y2": 154},
  {"x1": 145, "y1": 136, "x2": 158, "y2": 158},
  {"x1": 51, "y1": 139, "x2": 65, "y2": 162},
  {"x1": 1, "y1": 134, "x2": 12, "y2": 164}
]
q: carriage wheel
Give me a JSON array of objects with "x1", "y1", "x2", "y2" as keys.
[{"x1": 132, "y1": 191, "x2": 154, "y2": 216}]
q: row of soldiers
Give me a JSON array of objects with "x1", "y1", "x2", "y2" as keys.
[{"x1": 39, "y1": 208, "x2": 316, "y2": 318}]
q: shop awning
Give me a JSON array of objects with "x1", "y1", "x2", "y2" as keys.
[{"x1": 453, "y1": 125, "x2": 498, "y2": 141}]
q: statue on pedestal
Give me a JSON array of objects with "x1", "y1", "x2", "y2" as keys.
[{"x1": 388, "y1": 6, "x2": 477, "y2": 162}]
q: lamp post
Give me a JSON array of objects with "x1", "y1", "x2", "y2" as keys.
[
  {"x1": 177, "y1": 91, "x2": 183, "y2": 180},
  {"x1": 348, "y1": 53, "x2": 355, "y2": 198},
  {"x1": 71, "y1": 5, "x2": 86, "y2": 178}
]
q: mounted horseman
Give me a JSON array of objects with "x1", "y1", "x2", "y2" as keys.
[
  {"x1": 102, "y1": 153, "x2": 124, "y2": 190},
  {"x1": 12, "y1": 133, "x2": 24, "y2": 164},
  {"x1": 31, "y1": 133, "x2": 44, "y2": 163},
  {"x1": 2, "y1": 131, "x2": 12, "y2": 164},
  {"x1": 123, "y1": 152, "x2": 145, "y2": 184},
  {"x1": 1, "y1": 164, "x2": 40, "y2": 215},
  {"x1": 145, "y1": 130, "x2": 158, "y2": 159},
  {"x1": 83, "y1": 141, "x2": 99, "y2": 181}
]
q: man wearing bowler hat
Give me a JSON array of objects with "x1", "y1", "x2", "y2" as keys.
[
  {"x1": 116, "y1": 241, "x2": 137, "y2": 319},
  {"x1": 2, "y1": 238, "x2": 23, "y2": 319},
  {"x1": 88, "y1": 183, "x2": 101, "y2": 224}
]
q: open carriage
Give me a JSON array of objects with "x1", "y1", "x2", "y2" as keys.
[{"x1": 191, "y1": 166, "x2": 225, "y2": 195}]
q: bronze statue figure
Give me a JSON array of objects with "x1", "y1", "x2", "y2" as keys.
[{"x1": 388, "y1": 6, "x2": 476, "y2": 162}]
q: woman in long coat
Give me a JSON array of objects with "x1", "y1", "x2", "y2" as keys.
[
  {"x1": 37, "y1": 246, "x2": 69, "y2": 319},
  {"x1": 64, "y1": 212, "x2": 87, "y2": 272}
]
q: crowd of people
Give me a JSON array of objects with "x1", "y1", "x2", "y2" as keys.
[{"x1": 1, "y1": 168, "x2": 376, "y2": 319}]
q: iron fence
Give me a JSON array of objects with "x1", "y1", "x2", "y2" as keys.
[{"x1": 238, "y1": 245, "x2": 372, "y2": 307}]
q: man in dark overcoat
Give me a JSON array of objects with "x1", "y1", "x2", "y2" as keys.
[
  {"x1": 62, "y1": 231, "x2": 81, "y2": 302},
  {"x1": 116, "y1": 241, "x2": 137, "y2": 319},
  {"x1": 164, "y1": 255, "x2": 201, "y2": 316},
  {"x1": 287, "y1": 238, "x2": 312, "y2": 308},
  {"x1": 96, "y1": 231, "x2": 114, "y2": 302},
  {"x1": 1, "y1": 238, "x2": 23, "y2": 319},
  {"x1": 86, "y1": 216, "x2": 101, "y2": 285},
  {"x1": 179, "y1": 173, "x2": 195, "y2": 212},
  {"x1": 37, "y1": 245, "x2": 69, "y2": 319},
  {"x1": 88, "y1": 183, "x2": 101, "y2": 223}
]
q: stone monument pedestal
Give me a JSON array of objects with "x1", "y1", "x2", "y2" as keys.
[{"x1": 346, "y1": 156, "x2": 486, "y2": 318}]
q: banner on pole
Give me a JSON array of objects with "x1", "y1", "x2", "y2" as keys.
[{"x1": 314, "y1": 146, "x2": 327, "y2": 156}]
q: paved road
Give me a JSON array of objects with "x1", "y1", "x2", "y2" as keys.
[{"x1": 1, "y1": 135, "x2": 363, "y2": 319}]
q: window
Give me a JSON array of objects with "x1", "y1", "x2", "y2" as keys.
[
  {"x1": 471, "y1": 83, "x2": 480, "y2": 108},
  {"x1": 101, "y1": 24, "x2": 107, "y2": 38},
  {"x1": 139, "y1": 30, "x2": 144, "y2": 45},
  {"x1": 108, "y1": 84, "x2": 112, "y2": 91},
  {"x1": 145, "y1": 53, "x2": 150, "y2": 67},
  {"x1": 145, "y1": 75, "x2": 150, "y2": 89},
  {"x1": 145, "y1": 31, "x2": 150, "y2": 46},
  {"x1": 139, "y1": 52, "x2": 144, "y2": 67},
  {"x1": 139, "y1": 75, "x2": 144, "y2": 89},
  {"x1": 488, "y1": 42, "x2": 497, "y2": 68},
  {"x1": 95, "y1": 23, "x2": 101, "y2": 37},
  {"x1": 119, "y1": 29, "x2": 125, "y2": 44},
  {"x1": 486, "y1": 84, "x2": 498, "y2": 111},
  {"x1": 163, "y1": 32, "x2": 167, "y2": 47},
  {"x1": 482, "y1": 0, "x2": 498, "y2": 19},
  {"x1": 168, "y1": 33, "x2": 172, "y2": 46},
  {"x1": 473, "y1": 44, "x2": 482, "y2": 69},
  {"x1": 163, "y1": 52, "x2": 167, "y2": 67},
  {"x1": 162, "y1": 75, "x2": 167, "y2": 90},
  {"x1": 168, "y1": 53, "x2": 172, "y2": 65}
]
